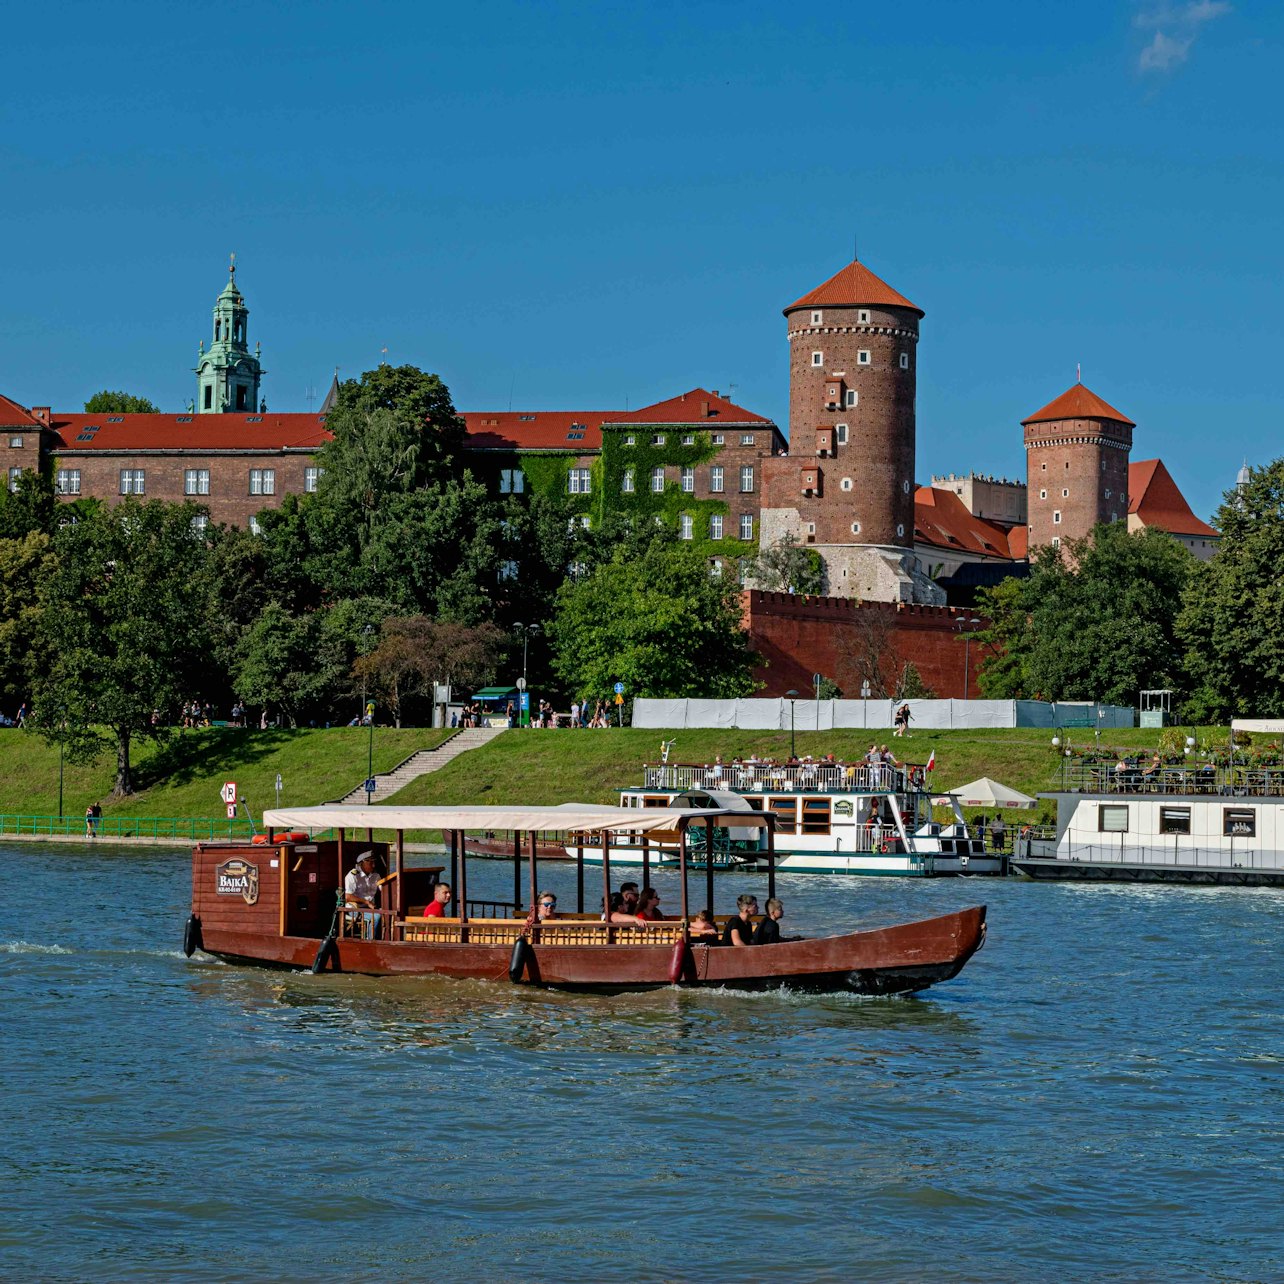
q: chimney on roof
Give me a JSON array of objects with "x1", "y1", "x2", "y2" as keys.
[
  {"x1": 701, "y1": 400, "x2": 711, "y2": 418},
  {"x1": 711, "y1": 390, "x2": 719, "y2": 398},
  {"x1": 31, "y1": 407, "x2": 50, "y2": 424}
]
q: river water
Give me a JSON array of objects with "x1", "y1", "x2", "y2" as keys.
[{"x1": 3, "y1": 841, "x2": 1283, "y2": 1282}]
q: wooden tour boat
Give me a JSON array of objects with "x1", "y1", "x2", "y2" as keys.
[{"x1": 185, "y1": 803, "x2": 987, "y2": 994}]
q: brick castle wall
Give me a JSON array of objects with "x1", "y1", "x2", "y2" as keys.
[{"x1": 1025, "y1": 416, "x2": 1131, "y2": 550}]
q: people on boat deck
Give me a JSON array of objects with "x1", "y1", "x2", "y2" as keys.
[
  {"x1": 754, "y1": 898, "x2": 785, "y2": 945},
  {"x1": 422, "y1": 882, "x2": 451, "y2": 917},
  {"x1": 618, "y1": 882, "x2": 639, "y2": 914},
  {"x1": 634, "y1": 888, "x2": 663, "y2": 921},
  {"x1": 989, "y1": 814, "x2": 1006, "y2": 852},
  {"x1": 344, "y1": 850, "x2": 383, "y2": 937},
  {"x1": 723, "y1": 894, "x2": 758, "y2": 947},
  {"x1": 536, "y1": 892, "x2": 558, "y2": 920},
  {"x1": 689, "y1": 909, "x2": 719, "y2": 937},
  {"x1": 602, "y1": 892, "x2": 647, "y2": 925}
]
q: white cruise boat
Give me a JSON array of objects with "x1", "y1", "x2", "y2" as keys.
[
  {"x1": 562, "y1": 758, "x2": 1006, "y2": 877},
  {"x1": 1010, "y1": 756, "x2": 1284, "y2": 886}
]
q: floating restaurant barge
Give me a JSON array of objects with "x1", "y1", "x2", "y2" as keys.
[{"x1": 186, "y1": 803, "x2": 987, "y2": 995}]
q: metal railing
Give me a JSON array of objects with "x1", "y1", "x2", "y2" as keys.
[
  {"x1": 1054, "y1": 842, "x2": 1284, "y2": 871},
  {"x1": 1060, "y1": 763, "x2": 1284, "y2": 797},
  {"x1": 0, "y1": 813, "x2": 263, "y2": 841},
  {"x1": 642, "y1": 763, "x2": 917, "y2": 794}
]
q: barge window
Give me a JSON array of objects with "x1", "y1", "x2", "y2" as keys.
[
  {"x1": 744, "y1": 796, "x2": 764, "y2": 811},
  {"x1": 1224, "y1": 808, "x2": 1256, "y2": 837},
  {"x1": 801, "y1": 798, "x2": 831, "y2": 835},
  {"x1": 1098, "y1": 804, "x2": 1129, "y2": 833},
  {"x1": 768, "y1": 798, "x2": 797, "y2": 834},
  {"x1": 643, "y1": 795, "x2": 669, "y2": 809},
  {"x1": 1159, "y1": 807, "x2": 1191, "y2": 835}
]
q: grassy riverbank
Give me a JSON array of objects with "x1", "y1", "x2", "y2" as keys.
[{"x1": 0, "y1": 726, "x2": 453, "y2": 822}]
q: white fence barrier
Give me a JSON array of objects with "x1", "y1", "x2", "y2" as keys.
[{"x1": 632, "y1": 698, "x2": 1135, "y2": 731}]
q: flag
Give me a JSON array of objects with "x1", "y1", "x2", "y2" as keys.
[{"x1": 926, "y1": 750, "x2": 936, "y2": 772}]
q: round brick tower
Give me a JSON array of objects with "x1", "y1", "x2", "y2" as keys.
[
  {"x1": 781, "y1": 259, "x2": 923, "y2": 549},
  {"x1": 1023, "y1": 382, "x2": 1134, "y2": 553}
]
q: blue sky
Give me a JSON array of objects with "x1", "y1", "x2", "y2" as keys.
[{"x1": 3, "y1": 0, "x2": 1278, "y2": 520}]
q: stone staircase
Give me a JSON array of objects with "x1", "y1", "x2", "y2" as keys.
[{"x1": 332, "y1": 726, "x2": 508, "y2": 804}]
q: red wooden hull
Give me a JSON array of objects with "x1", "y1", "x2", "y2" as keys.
[{"x1": 195, "y1": 905, "x2": 986, "y2": 995}]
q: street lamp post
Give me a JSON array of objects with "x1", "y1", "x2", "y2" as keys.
[
  {"x1": 786, "y1": 689, "x2": 799, "y2": 759},
  {"x1": 58, "y1": 740, "x2": 64, "y2": 820},
  {"x1": 957, "y1": 617, "x2": 982, "y2": 699},
  {"x1": 513, "y1": 622, "x2": 540, "y2": 727},
  {"x1": 1052, "y1": 734, "x2": 1065, "y2": 789},
  {"x1": 861, "y1": 680, "x2": 871, "y2": 730}
]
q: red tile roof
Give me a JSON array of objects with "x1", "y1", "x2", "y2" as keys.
[
  {"x1": 459, "y1": 411, "x2": 620, "y2": 451},
  {"x1": 1128, "y1": 458, "x2": 1218, "y2": 538},
  {"x1": 914, "y1": 486, "x2": 1020, "y2": 559},
  {"x1": 785, "y1": 260, "x2": 923, "y2": 317},
  {"x1": 1022, "y1": 383, "x2": 1135, "y2": 426},
  {"x1": 0, "y1": 394, "x2": 44, "y2": 429},
  {"x1": 604, "y1": 388, "x2": 772, "y2": 426},
  {"x1": 50, "y1": 412, "x2": 330, "y2": 452}
]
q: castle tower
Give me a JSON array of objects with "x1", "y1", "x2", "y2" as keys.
[
  {"x1": 195, "y1": 257, "x2": 264, "y2": 413},
  {"x1": 761, "y1": 258, "x2": 938, "y2": 602},
  {"x1": 1023, "y1": 382, "x2": 1133, "y2": 552}
]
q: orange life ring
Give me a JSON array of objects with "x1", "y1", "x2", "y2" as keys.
[
  {"x1": 282, "y1": 831, "x2": 310, "y2": 843},
  {"x1": 251, "y1": 833, "x2": 269, "y2": 845}
]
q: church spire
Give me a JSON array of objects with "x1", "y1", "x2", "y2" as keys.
[{"x1": 194, "y1": 256, "x2": 264, "y2": 413}]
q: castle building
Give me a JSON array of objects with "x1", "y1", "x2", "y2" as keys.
[
  {"x1": 761, "y1": 259, "x2": 940, "y2": 604},
  {"x1": 195, "y1": 259, "x2": 264, "y2": 414},
  {"x1": 1022, "y1": 382, "x2": 1134, "y2": 553}
]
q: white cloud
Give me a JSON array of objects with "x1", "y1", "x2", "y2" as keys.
[{"x1": 1135, "y1": 1, "x2": 1231, "y2": 73}]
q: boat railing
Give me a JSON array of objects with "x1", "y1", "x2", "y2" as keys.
[
  {"x1": 1061, "y1": 763, "x2": 1284, "y2": 797},
  {"x1": 463, "y1": 898, "x2": 520, "y2": 918},
  {"x1": 1058, "y1": 843, "x2": 1283, "y2": 871},
  {"x1": 643, "y1": 763, "x2": 913, "y2": 794},
  {"x1": 397, "y1": 917, "x2": 689, "y2": 947}
]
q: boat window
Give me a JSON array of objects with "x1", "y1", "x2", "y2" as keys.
[
  {"x1": 1223, "y1": 808, "x2": 1256, "y2": 838},
  {"x1": 1098, "y1": 804, "x2": 1129, "y2": 833},
  {"x1": 1159, "y1": 806, "x2": 1191, "y2": 835},
  {"x1": 744, "y1": 796, "x2": 764, "y2": 811},
  {"x1": 643, "y1": 795, "x2": 670, "y2": 809},
  {"x1": 801, "y1": 798, "x2": 831, "y2": 835},
  {"x1": 768, "y1": 798, "x2": 797, "y2": 834}
]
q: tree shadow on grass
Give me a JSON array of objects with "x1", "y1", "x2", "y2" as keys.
[{"x1": 133, "y1": 728, "x2": 294, "y2": 791}]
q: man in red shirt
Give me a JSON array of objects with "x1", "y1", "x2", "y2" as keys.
[{"x1": 422, "y1": 882, "x2": 452, "y2": 917}]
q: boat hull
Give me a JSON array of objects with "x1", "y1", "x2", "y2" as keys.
[
  {"x1": 1011, "y1": 857, "x2": 1284, "y2": 887},
  {"x1": 196, "y1": 905, "x2": 987, "y2": 995}
]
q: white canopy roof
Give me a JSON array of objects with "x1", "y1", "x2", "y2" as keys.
[
  {"x1": 262, "y1": 802, "x2": 772, "y2": 834},
  {"x1": 940, "y1": 776, "x2": 1038, "y2": 809},
  {"x1": 1232, "y1": 719, "x2": 1284, "y2": 734}
]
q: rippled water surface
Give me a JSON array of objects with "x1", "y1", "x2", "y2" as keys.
[{"x1": 4, "y1": 843, "x2": 1284, "y2": 1281}]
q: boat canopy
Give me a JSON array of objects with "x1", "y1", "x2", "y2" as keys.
[{"x1": 261, "y1": 802, "x2": 773, "y2": 835}]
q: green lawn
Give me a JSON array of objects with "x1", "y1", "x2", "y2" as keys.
[{"x1": 0, "y1": 726, "x2": 453, "y2": 822}]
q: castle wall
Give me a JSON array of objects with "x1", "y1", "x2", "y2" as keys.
[{"x1": 1025, "y1": 417, "x2": 1131, "y2": 550}]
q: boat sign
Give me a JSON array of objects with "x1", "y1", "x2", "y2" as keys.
[{"x1": 220, "y1": 781, "x2": 237, "y2": 805}]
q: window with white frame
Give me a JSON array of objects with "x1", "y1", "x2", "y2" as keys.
[
  {"x1": 679, "y1": 513, "x2": 694, "y2": 540},
  {"x1": 858, "y1": 350, "x2": 871, "y2": 365},
  {"x1": 55, "y1": 468, "x2": 81, "y2": 495},
  {"x1": 709, "y1": 513, "x2": 724, "y2": 539},
  {"x1": 500, "y1": 468, "x2": 525, "y2": 494},
  {"x1": 621, "y1": 466, "x2": 635, "y2": 494},
  {"x1": 1051, "y1": 536, "x2": 1061, "y2": 548},
  {"x1": 857, "y1": 309, "x2": 870, "y2": 324},
  {"x1": 739, "y1": 465, "x2": 754, "y2": 493},
  {"x1": 249, "y1": 468, "x2": 275, "y2": 495},
  {"x1": 739, "y1": 513, "x2": 754, "y2": 540},
  {"x1": 7, "y1": 467, "x2": 20, "y2": 492},
  {"x1": 811, "y1": 352, "x2": 823, "y2": 367},
  {"x1": 841, "y1": 477, "x2": 853, "y2": 491},
  {"x1": 710, "y1": 560, "x2": 723, "y2": 578},
  {"x1": 184, "y1": 468, "x2": 210, "y2": 496},
  {"x1": 902, "y1": 480, "x2": 910, "y2": 493},
  {"x1": 682, "y1": 434, "x2": 694, "y2": 446},
  {"x1": 1104, "y1": 488, "x2": 1112, "y2": 499},
  {"x1": 845, "y1": 390, "x2": 857, "y2": 408},
  {"x1": 836, "y1": 423, "x2": 849, "y2": 444},
  {"x1": 811, "y1": 310, "x2": 822, "y2": 325},
  {"x1": 8, "y1": 436, "x2": 22, "y2": 448},
  {"x1": 896, "y1": 523, "x2": 905, "y2": 537},
  {"x1": 190, "y1": 514, "x2": 209, "y2": 536},
  {"x1": 651, "y1": 434, "x2": 666, "y2": 446},
  {"x1": 651, "y1": 466, "x2": 665, "y2": 493},
  {"x1": 569, "y1": 560, "x2": 588, "y2": 579},
  {"x1": 851, "y1": 522, "x2": 861, "y2": 534},
  {"x1": 712, "y1": 434, "x2": 724, "y2": 445},
  {"x1": 305, "y1": 466, "x2": 322, "y2": 493},
  {"x1": 567, "y1": 467, "x2": 591, "y2": 494},
  {"x1": 624, "y1": 435, "x2": 636, "y2": 446},
  {"x1": 1053, "y1": 510, "x2": 1062, "y2": 524},
  {"x1": 119, "y1": 468, "x2": 145, "y2": 495},
  {"x1": 899, "y1": 353, "x2": 909, "y2": 369},
  {"x1": 249, "y1": 515, "x2": 262, "y2": 536},
  {"x1": 681, "y1": 466, "x2": 694, "y2": 493},
  {"x1": 710, "y1": 465, "x2": 724, "y2": 493},
  {"x1": 1062, "y1": 488, "x2": 1069, "y2": 498},
  {"x1": 740, "y1": 434, "x2": 755, "y2": 446},
  {"x1": 1040, "y1": 489, "x2": 1047, "y2": 499}
]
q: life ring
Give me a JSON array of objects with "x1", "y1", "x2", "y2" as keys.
[
  {"x1": 668, "y1": 937, "x2": 692, "y2": 985},
  {"x1": 182, "y1": 913, "x2": 202, "y2": 958},
  {"x1": 282, "y1": 831, "x2": 309, "y2": 843},
  {"x1": 251, "y1": 834, "x2": 269, "y2": 845},
  {"x1": 509, "y1": 935, "x2": 534, "y2": 983},
  {"x1": 310, "y1": 934, "x2": 337, "y2": 974}
]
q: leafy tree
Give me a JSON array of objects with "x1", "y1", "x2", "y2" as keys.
[
  {"x1": 84, "y1": 391, "x2": 160, "y2": 414},
  {"x1": 547, "y1": 543, "x2": 759, "y2": 699},
  {"x1": 974, "y1": 575, "x2": 1034, "y2": 698},
  {"x1": 0, "y1": 467, "x2": 56, "y2": 540},
  {"x1": 746, "y1": 532, "x2": 824, "y2": 595},
  {"x1": 29, "y1": 501, "x2": 210, "y2": 794},
  {"x1": 231, "y1": 604, "x2": 326, "y2": 726},
  {"x1": 1179, "y1": 461, "x2": 1284, "y2": 720},
  {"x1": 1019, "y1": 524, "x2": 1192, "y2": 704},
  {"x1": 0, "y1": 532, "x2": 57, "y2": 709}
]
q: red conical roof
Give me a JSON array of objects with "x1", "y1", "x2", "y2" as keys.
[
  {"x1": 784, "y1": 260, "x2": 923, "y2": 317},
  {"x1": 1022, "y1": 383, "x2": 1134, "y2": 426}
]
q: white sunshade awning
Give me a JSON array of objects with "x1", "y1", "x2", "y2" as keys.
[
  {"x1": 1231, "y1": 719, "x2": 1284, "y2": 734},
  {"x1": 261, "y1": 803, "x2": 774, "y2": 834},
  {"x1": 938, "y1": 776, "x2": 1039, "y2": 809}
]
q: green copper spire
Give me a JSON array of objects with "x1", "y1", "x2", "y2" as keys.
[{"x1": 194, "y1": 254, "x2": 265, "y2": 413}]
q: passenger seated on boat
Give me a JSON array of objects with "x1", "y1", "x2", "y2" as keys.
[
  {"x1": 723, "y1": 894, "x2": 759, "y2": 947},
  {"x1": 618, "y1": 882, "x2": 640, "y2": 914},
  {"x1": 602, "y1": 893, "x2": 647, "y2": 925},
  {"x1": 536, "y1": 892, "x2": 558, "y2": 921},
  {"x1": 689, "y1": 909, "x2": 718, "y2": 938},
  {"x1": 344, "y1": 851, "x2": 382, "y2": 938},
  {"x1": 753, "y1": 898, "x2": 784, "y2": 945},
  {"x1": 422, "y1": 882, "x2": 451, "y2": 917},
  {"x1": 634, "y1": 888, "x2": 664, "y2": 921}
]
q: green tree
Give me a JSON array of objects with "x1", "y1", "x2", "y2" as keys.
[
  {"x1": 746, "y1": 532, "x2": 824, "y2": 595},
  {"x1": 0, "y1": 467, "x2": 56, "y2": 539},
  {"x1": 1179, "y1": 461, "x2": 1284, "y2": 720},
  {"x1": 974, "y1": 575, "x2": 1034, "y2": 698},
  {"x1": 547, "y1": 543, "x2": 759, "y2": 699},
  {"x1": 231, "y1": 604, "x2": 326, "y2": 725},
  {"x1": 0, "y1": 532, "x2": 57, "y2": 709},
  {"x1": 1021, "y1": 524, "x2": 1193, "y2": 704},
  {"x1": 29, "y1": 501, "x2": 210, "y2": 794},
  {"x1": 84, "y1": 391, "x2": 160, "y2": 414}
]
